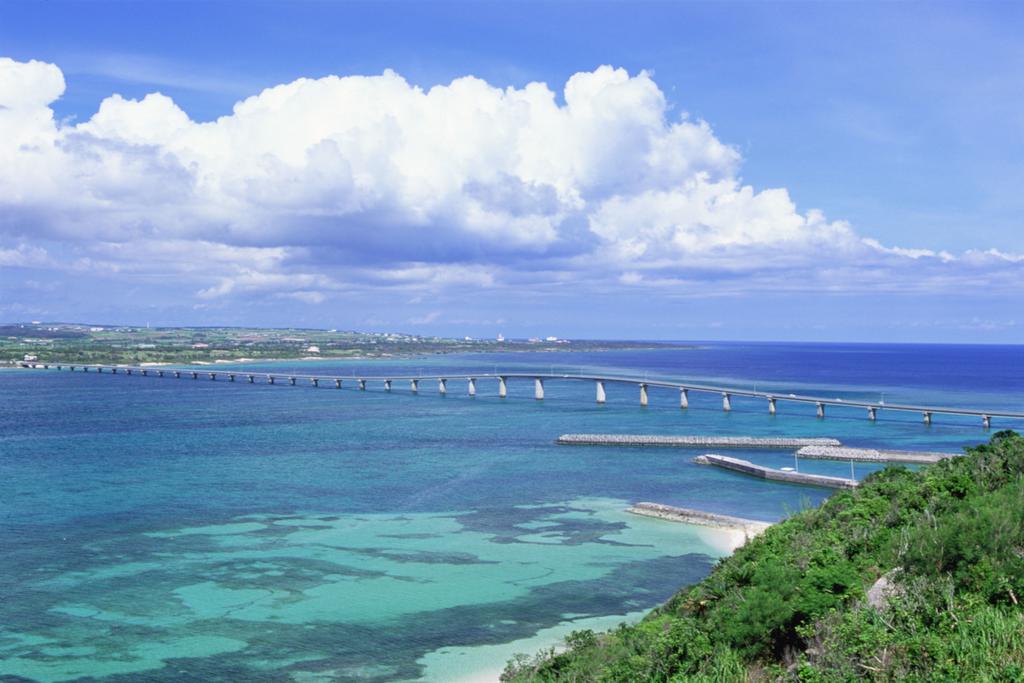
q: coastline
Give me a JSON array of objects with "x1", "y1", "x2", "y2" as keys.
[{"x1": 413, "y1": 609, "x2": 651, "y2": 683}]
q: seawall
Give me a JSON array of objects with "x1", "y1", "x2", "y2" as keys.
[{"x1": 557, "y1": 434, "x2": 841, "y2": 448}]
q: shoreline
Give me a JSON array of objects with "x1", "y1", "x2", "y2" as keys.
[{"x1": 627, "y1": 502, "x2": 772, "y2": 547}]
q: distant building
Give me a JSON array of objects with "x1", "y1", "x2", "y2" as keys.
[
  {"x1": 306, "y1": 345, "x2": 320, "y2": 353},
  {"x1": 496, "y1": 333, "x2": 505, "y2": 342},
  {"x1": 545, "y1": 336, "x2": 559, "y2": 342},
  {"x1": 192, "y1": 343, "x2": 210, "y2": 349},
  {"x1": 23, "y1": 354, "x2": 37, "y2": 361},
  {"x1": 90, "y1": 327, "x2": 104, "y2": 332}
]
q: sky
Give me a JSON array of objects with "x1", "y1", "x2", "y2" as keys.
[{"x1": 0, "y1": 1, "x2": 1022, "y2": 342}]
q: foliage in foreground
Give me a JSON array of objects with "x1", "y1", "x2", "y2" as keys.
[{"x1": 503, "y1": 431, "x2": 1024, "y2": 682}]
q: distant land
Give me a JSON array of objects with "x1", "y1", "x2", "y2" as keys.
[{"x1": 1, "y1": 322, "x2": 677, "y2": 366}]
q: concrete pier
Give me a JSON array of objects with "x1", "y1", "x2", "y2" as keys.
[
  {"x1": 639, "y1": 383, "x2": 648, "y2": 407},
  {"x1": 983, "y1": 415, "x2": 991, "y2": 429},
  {"x1": 768, "y1": 397, "x2": 777, "y2": 415},
  {"x1": 534, "y1": 378, "x2": 544, "y2": 400},
  {"x1": 141, "y1": 369, "x2": 148, "y2": 376},
  {"x1": 722, "y1": 393, "x2": 732, "y2": 412},
  {"x1": 229, "y1": 373, "x2": 235, "y2": 382},
  {"x1": 358, "y1": 379, "x2": 366, "y2": 390},
  {"x1": 311, "y1": 378, "x2": 319, "y2": 387},
  {"x1": 694, "y1": 454, "x2": 857, "y2": 489},
  {"x1": 680, "y1": 388, "x2": 689, "y2": 409},
  {"x1": 816, "y1": 402, "x2": 825, "y2": 418},
  {"x1": 923, "y1": 411, "x2": 931, "y2": 425},
  {"x1": 174, "y1": 371, "x2": 181, "y2": 378},
  {"x1": 596, "y1": 380, "x2": 606, "y2": 404},
  {"x1": 191, "y1": 371, "x2": 198, "y2": 379},
  {"x1": 334, "y1": 378, "x2": 342, "y2": 389},
  {"x1": 289, "y1": 377, "x2": 296, "y2": 386},
  {"x1": 468, "y1": 378, "x2": 476, "y2": 396},
  {"x1": 268, "y1": 376, "x2": 275, "y2": 384},
  {"x1": 868, "y1": 407, "x2": 877, "y2": 421},
  {"x1": 498, "y1": 376, "x2": 507, "y2": 398},
  {"x1": 438, "y1": 378, "x2": 447, "y2": 395},
  {"x1": 209, "y1": 372, "x2": 216, "y2": 380},
  {"x1": 249, "y1": 374, "x2": 255, "y2": 383},
  {"x1": 410, "y1": 379, "x2": 418, "y2": 393},
  {"x1": 111, "y1": 368, "x2": 118, "y2": 374},
  {"x1": 384, "y1": 379, "x2": 391, "y2": 392},
  {"x1": 157, "y1": 370, "x2": 164, "y2": 377}
]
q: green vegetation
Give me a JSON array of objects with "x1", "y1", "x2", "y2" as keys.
[
  {"x1": 504, "y1": 431, "x2": 1024, "y2": 682},
  {"x1": 1, "y1": 322, "x2": 670, "y2": 365}
]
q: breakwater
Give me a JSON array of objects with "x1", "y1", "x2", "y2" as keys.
[
  {"x1": 693, "y1": 454, "x2": 858, "y2": 489},
  {"x1": 627, "y1": 502, "x2": 772, "y2": 539},
  {"x1": 795, "y1": 445, "x2": 960, "y2": 464},
  {"x1": 557, "y1": 434, "x2": 841, "y2": 448}
]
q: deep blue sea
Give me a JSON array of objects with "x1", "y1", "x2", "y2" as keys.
[{"x1": 2, "y1": 342, "x2": 1022, "y2": 682}]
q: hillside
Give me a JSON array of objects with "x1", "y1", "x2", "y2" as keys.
[{"x1": 504, "y1": 431, "x2": 1024, "y2": 682}]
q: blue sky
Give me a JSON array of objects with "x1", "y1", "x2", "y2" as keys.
[{"x1": 0, "y1": 1, "x2": 1021, "y2": 341}]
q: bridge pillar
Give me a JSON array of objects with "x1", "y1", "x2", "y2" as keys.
[
  {"x1": 228, "y1": 373, "x2": 235, "y2": 382},
  {"x1": 141, "y1": 369, "x2": 148, "y2": 376},
  {"x1": 596, "y1": 380, "x2": 606, "y2": 404},
  {"x1": 816, "y1": 402, "x2": 825, "y2": 418},
  {"x1": 498, "y1": 376, "x2": 507, "y2": 398},
  {"x1": 439, "y1": 378, "x2": 447, "y2": 395},
  {"x1": 359, "y1": 379, "x2": 366, "y2": 390},
  {"x1": 191, "y1": 371, "x2": 198, "y2": 380},
  {"x1": 768, "y1": 397, "x2": 777, "y2": 415},
  {"x1": 410, "y1": 379, "x2": 419, "y2": 393},
  {"x1": 923, "y1": 411, "x2": 932, "y2": 425},
  {"x1": 71, "y1": 366, "x2": 76, "y2": 371},
  {"x1": 43, "y1": 364, "x2": 49, "y2": 369},
  {"x1": 639, "y1": 383, "x2": 648, "y2": 407},
  {"x1": 534, "y1": 378, "x2": 544, "y2": 400},
  {"x1": 289, "y1": 377, "x2": 296, "y2": 386},
  {"x1": 722, "y1": 393, "x2": 731, "y2": 412},
  {"x1": 384, "y1": 379, "x2": 392, "y2": 392},
  {"x1": 174, "y1": 371, "x2": 181, "y2": 378},
  {"x1": 868, "y1": 407, "x2": 877, "y2": 421},
  {"x1": 268, "y1": 376, "x2": 275, "y2": 384},
  {"x1": 209, "y1": 373, "x2": 216, "y2": 380},
  {"x1": 311, "y1": 378, "x2": 319, "y2": 387},
  {"x1": 680, "y1": 388, "x2": 689, "y2": 409},
  {"x1": 126, "y1": 369, "x2": 133, "y2": 375},
  {"x1": 468, "y1": 378, "x2": 476, "y2": 396},
  {"x1": 158, "y1": 370, "x2": 164, "y2": 377},
  {"x1": 983, "y1": 415, "x2": 991, "y2": 429},
  {"x1": 112, "y1": 368, "x2": 118, "y2": 374},
  {"x1": 57, "y1": 365, "x2": 62, "y2": 371},
  {"x1": 334, "y1": 378, "x2": 341, "y2": 389},
  {"x1": 95, "y1": 367, "x2": 101, "y2": 372},
  {"x1": 248, "y1": 374, "x2": 255, "y2": 383}
]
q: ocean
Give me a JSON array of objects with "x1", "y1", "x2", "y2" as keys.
[{"x1": 2, "y1": 342, "x2": 1022, "y2": 682}]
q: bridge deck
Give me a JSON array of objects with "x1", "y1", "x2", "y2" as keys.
[{"x1": 18, "y1": 362, "x2": 1024, "y2": 422}]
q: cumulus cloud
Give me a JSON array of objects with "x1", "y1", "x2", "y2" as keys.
[{"x1": 0, "y1": 56, "x2": 1019, "y2": 310}]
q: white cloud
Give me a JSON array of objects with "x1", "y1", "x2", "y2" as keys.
[{"x1": 0, "y1": 56, "x2": 1019, "y2": 307}]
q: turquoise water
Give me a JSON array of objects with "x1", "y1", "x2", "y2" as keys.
[{"x1": 2, "y1": 343, "x2": 1021, "y2": 681}]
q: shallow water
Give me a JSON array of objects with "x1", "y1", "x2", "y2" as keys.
[{"x1": 2, "y1": 342, "x2": 1021, "y2": 681}]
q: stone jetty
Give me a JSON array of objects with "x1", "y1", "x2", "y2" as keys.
[
  {"x1": 794, "y1": 445, "x2": 960, "y2": 464},
  {"x1": 557, "y1": 434, "x2": 841, "y2": 448},
  {"x1": 693, "y1": 454, "x2": 858, "y2": 489},
  {"x1": 627, "y1": 502, "x2": 772, "y2": 538}
]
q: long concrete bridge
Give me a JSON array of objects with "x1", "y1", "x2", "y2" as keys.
[{"x1": 18, "y1": 362, "x2": 1024, "y2": 429}]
